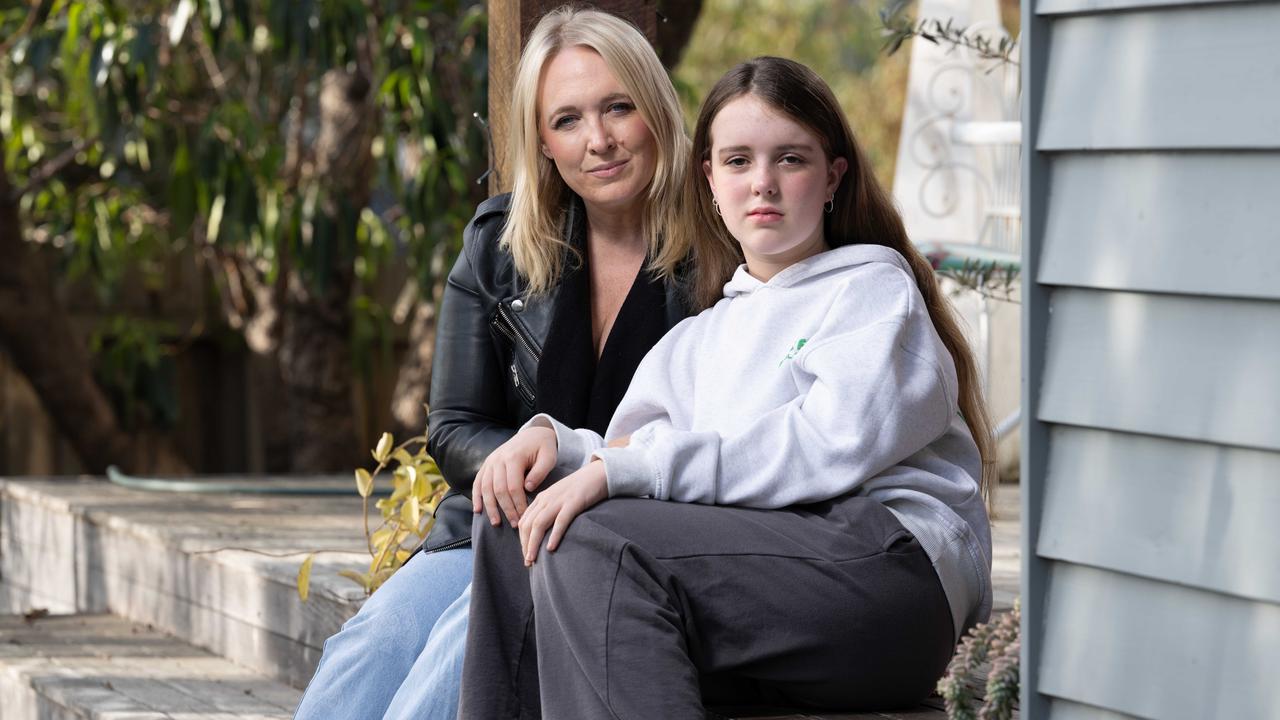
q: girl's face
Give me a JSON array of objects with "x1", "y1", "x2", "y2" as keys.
[
  {"x1": 537, "y1": 46, "x2": 658, "y2": 218},
  {"x1": 703, "y1": 94, "x2": 847, "y2": 281}
]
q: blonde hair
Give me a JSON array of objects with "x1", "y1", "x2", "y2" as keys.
[
  {"x1": 502, "y1": 5, "x2": 692, "y2": 294},
  {"x1": 688, "y1": 57, "x2": 997, "y2": 499}
]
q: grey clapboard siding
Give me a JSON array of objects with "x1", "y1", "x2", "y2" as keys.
[
  {"x1": 1039, "y1": 288, "x2": 1280, "y2": 451},
  {"x1": 1047, "y1": 697, "x2": 1144, "y2": 720},
  {"x1": 1039, "y1": 425, "x2": 1280, "y2": 603},
  {"x1": 1038, "y1": 2, "x2": 1280, "y2": 151},
  {"x1": 1036, "y1": 0, "x2": 1247, "y2": 16},
  {"x1": 1039, "y1": 152, "x2": 1280, "y2": 300},
  {"x1": 1039, "y1": 563, "x2": 1280, "y2": 720}
]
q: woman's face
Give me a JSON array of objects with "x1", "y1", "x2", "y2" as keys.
[
  {"x1": 537, "y1": 46, "x2": 658, "y2": 217},
  {"x1": 703, "y1": 94, "x2": 846, "y2": 280}
]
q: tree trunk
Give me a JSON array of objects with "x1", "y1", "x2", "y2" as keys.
[
  {"x1": 279, "y1": 68, "x2": 376, "y2": 472},
  {"x1": 280, "y1": 268, "x2": 358, "y2": 471},
  {"x1": 0, "y1": 133, "x2": 190, "y2": 475}
]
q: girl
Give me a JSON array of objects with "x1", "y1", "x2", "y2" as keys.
[{"x1": 461, "y1": 56, "x2": 996, "y2": 718}]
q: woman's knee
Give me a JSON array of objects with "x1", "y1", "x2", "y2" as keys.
[{"x1": 343, "y1": 547, "x2": 472, "y2": 633}]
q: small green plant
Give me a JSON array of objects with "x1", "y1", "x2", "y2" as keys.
[
  {"x1": 941, "y1": 258, "x2": 1021, "y2": 304},
  {"x1": 297, "y1": 432, "x2": 449, "y2": 601},
  {"x1": 938, "y1": 598, "x2": 1020, "y2": 720},
  {"x1": 880, "y1": 0, "x2": 1019, "y2": 65}
]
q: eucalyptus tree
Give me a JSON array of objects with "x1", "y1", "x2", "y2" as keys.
[{"x1": 0, "y1": 0, "x2": 489, "y2": 472}]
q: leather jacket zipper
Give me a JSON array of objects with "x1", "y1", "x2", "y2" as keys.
[
  {"x1": 494, "y1": 303, "x2": 542, "y2": 362},
  {"x1": 492, "y1": 303, "x2": 540, "y2": 407}
]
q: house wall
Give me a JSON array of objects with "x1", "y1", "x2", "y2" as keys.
[{"x1": 1022, "y1": 0, "x2": 1280, "y2": 717}]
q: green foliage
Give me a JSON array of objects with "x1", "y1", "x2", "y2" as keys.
[
  {"x1": 880, "y1": 0, "x2": 1019, "y2": 65},
  {"x1": 938, "y1": 598, "x2": 1021, "y2": 720},
  {"x1": 298, "y1": 431, "x2": 449, "y2": 600},
  {"x1": 672, "y1": 0, "x2": 911, "y2": 185},
  {"x1": 2, "y1": 0, "x2": 488, "y2": 433},
  {"x1": 940, "y1": 258, "x2": 1021, "y2": 304},
  {"x1": 89, "y1": 314, "x2": 179, "y2": 430}
]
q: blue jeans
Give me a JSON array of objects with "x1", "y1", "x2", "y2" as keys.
[{"x1": 295, "y1": 547, "x2": 473, "y2": 720}]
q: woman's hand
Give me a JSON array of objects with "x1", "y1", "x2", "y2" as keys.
[
  {"x1": 473, "y1": 426, "x2": 558, "y2": 528},
  {"x1": 518, "y1": 460, "x2": 608, "y2": 566}
]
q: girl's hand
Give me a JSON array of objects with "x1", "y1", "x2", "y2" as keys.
[
  {"x1": 473, "y1": 426, "x2": 557, "y2": 527},
  {"x1": 607, "y1": 434, "x2": 631, "y2": 448},
  {"x1": 518, "y1": 460, "x2": 608, "y2": 566}
]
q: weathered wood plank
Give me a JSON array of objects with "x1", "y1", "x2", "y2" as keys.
[
  {"x1": 1038, "y1": 3, "x2": 1280, "y2": 150},
  {"x1": 0, "y1": 479, "x2": 371, "y2": 688},
  {"x1": 1039, "y1": 288, "x2": 1280, "y2": 452},
  {"x1": 1040, "y1": 426, "x2": 1280, "y2": 603},
  {"x1": 0, "y1": 613, "x2": 301, "y2": 719},
  {"x1": 1039, "y1": 152, "x2": 1280, "y2": 300},
  {"x1": 1038, "y1": 563, "x2": 1280, "y2": 719}
]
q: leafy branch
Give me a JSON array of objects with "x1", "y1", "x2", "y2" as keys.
[
  {"x1": 940, "y1": 259, "x2": 1021, "y2": 304},
  {"x1": 880, "y1": 0, "x2": 1018, "y2": 66},
  {"x1": 296, "y1": 432, "x2": 450, "y2": 601}
]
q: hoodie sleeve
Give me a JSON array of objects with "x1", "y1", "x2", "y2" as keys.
[
  {"x1": 517, "y1": 315, "x2": 704, "y2": 480},
  {"x1": 520, "y1": 414, "x2": 605, "y2": 474},
  {"x1": 594, "y1": 269, "x2": 960, "y2": 508}
]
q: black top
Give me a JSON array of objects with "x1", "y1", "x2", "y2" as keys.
[{"x1": 538, "y1": 252, "x2": 673, "y2": 437}]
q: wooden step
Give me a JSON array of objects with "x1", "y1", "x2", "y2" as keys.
[
  {"x1": 0, "y1": 478, "x2": 374, "y2": 688},
  {"x1": 0, "y1": 612, "x2": 301, "y2": 719}
]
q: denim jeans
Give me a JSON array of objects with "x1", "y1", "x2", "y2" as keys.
[{"x1": 294, "y1": 547, "x2": 473, "y2": 720}]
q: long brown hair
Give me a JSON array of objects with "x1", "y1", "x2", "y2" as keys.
[{"x1": 685, "y1": 56, "x2": 997, "y2": 499}]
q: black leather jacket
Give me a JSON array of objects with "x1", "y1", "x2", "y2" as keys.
[{"x1": 421, "y1": 193, "x2": 690, "y2": 553}]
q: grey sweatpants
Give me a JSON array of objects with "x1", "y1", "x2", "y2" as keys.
[{"x1": 458, "y1": 494, "x2": 954, "y2": 720}]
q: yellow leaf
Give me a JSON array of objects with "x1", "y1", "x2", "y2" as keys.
[
  {"x1": 392, "y1": 448, "x2": 414, "y2": 467},
  {"x1": 400, "y1": 498, "x2": 415, "y2": 528},
  {"x1": 337, "y1": 569, "x2": 371, "y2": 592},
  {"x1": 409, "y1": 495, "x2": 422, "y2": 528},
  {"x1": 297, "y1": 554, "x2": 315, "y2": 602},
  {"x1": 373, "y1": 432, "x2": 394, "y2": 464},
  {"x1": 395, "y1": 549, "x2": 411, "y2": 564},
  {"x1": 394, "y1": 464, "x2": 416, "y2": 486},
  {"x1": 354, "y1": 468, "x2": 373, "y2": 498},
  {"x1": 370, "y1": 527, "x2": 394, "y2": 548}
]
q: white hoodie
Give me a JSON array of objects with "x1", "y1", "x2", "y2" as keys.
[{"x1": 529, "y1": 244, "x2": 992, "y2": 637}]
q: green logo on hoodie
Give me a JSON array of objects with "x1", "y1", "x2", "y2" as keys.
[{"x1": 779, "y1": 338, "x2": 807, "y2": 366}]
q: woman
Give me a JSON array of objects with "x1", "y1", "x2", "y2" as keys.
[
  {"x1": 459, "y1": 56, "x2": 996, "y2": 718},
  {"x1": 293, "y1": 8, "x2": 697, "y2": 719}
]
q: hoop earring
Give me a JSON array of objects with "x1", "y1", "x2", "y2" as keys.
[
  {"x1": 824, "y1": 196, "x2": 834, "y2": 214},
  {"x1": 712, "y1": 198, "x2": 722, "y2": 216}
]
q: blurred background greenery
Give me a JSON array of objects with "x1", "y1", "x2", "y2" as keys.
[{"x1": 0, "y1": 0, "x2": 1017, "y2": 477}]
